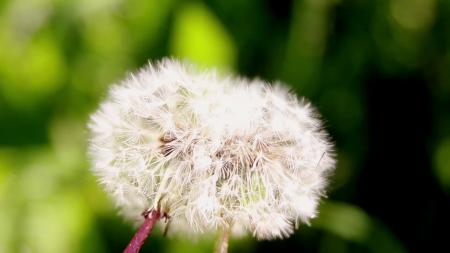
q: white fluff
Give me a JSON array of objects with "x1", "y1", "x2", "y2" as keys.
[{"x1": 88, "y1": 59, "x2": 335, "y2": 239}]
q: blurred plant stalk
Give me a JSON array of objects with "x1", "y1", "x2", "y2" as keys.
[
  {"x1": 123, "y1": 209, "x2": 161, "y2": 253},
  {"x1": 215, "y1": 226, "x2": 230, "y2": 253}
]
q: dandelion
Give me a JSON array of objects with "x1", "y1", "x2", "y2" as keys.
[{"x1": 88, "y1": 59, "x2": 335, "y2": 253}]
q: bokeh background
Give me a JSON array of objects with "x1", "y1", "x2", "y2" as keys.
[{"x1": 1, "y1": 0, "x2": 449, "y2": 252}]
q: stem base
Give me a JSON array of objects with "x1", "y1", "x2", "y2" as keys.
[{"x1": 123, "y1": 209, "x2": 161, "y2": 253}]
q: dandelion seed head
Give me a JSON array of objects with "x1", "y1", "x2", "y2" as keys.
[{"x1": 88, "y1": 59, "x2": 335, "y2": 239}]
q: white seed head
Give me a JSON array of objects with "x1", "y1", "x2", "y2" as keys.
[{"x1": 88, "y1": 59, "x2": 335, "y2": 240}]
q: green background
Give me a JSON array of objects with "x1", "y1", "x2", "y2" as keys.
[{"x1": 0, "y1": 0, "x2": 449, "y2": 252}]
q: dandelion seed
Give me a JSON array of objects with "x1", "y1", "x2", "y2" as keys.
[{"x1": 88, "y1": 58, "x2": 335, "y2": 251}]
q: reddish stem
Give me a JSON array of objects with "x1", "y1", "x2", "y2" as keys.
[{"x1": 123, "y1": 209, "x2": 161, "y2": 253}]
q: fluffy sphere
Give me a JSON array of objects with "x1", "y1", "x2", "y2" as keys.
[{"x1": 88, "y1": 59, "x2": 335, "y2": 239}]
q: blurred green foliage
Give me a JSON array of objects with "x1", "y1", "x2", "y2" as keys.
[{"x1": 0, "y1": 0, "x2": 449, "y2": 252}]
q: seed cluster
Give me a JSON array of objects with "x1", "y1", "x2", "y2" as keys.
[{"x1": 88, "y1": 59, "x2": 335, "y2": 239}]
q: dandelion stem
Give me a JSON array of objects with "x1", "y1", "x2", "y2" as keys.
[
  {"x1": 123, "y1": 209, "x2": 161, "y2": 253},
  {"x1": 215, "y1": 225, "x2": 231, "y2": 253}
]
